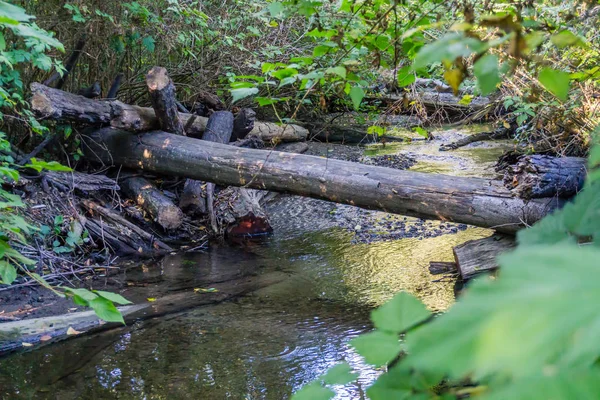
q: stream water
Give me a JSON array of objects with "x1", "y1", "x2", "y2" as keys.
[{"x1": 0, "y1": 125, "x2": 511, "y2": 399}]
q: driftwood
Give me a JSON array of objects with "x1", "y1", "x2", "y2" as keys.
[
  {"x1": 120, "y1": 177, "x2": 184, "y2": 230},
  {"x1": 81, "y1": 200, "x2": 172, "y2": 252},
  {"x1": 83, "y1": 128, "x2": 561, "y2": 234},
  {"x1": 31, "y1": 83, "x2": 308, "y2": 142},
  {"x1": 43, "y1": 171, "x2": 119, "y2": 193},
  {"x1": 502, "y1": 155, "x2": 587, "y2": 199},
  {"x1": 439, "y1": 126, "x2": 511, "y2": 151},
  {"x1": 146, "y1": 66, "x2": 185, "y2": 136},
  {"x1": 453, "y1": 234, "x2": 516, "y2": 280},
  {"x1": 81, "y1": 200, "x2": 171, "y2": 256},
  {"x1": 428, "y1": 261, "x2": 458, "y2": 275}
]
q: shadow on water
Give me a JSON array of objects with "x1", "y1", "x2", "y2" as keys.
[{"x1": 0, "y1": 124, "x2": 500, "y2": 399}]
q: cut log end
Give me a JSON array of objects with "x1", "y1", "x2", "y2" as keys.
[{"x1": 146, "y1": 66, "x2": 171, "y2": 92}]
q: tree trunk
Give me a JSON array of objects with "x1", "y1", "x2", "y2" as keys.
[
  {"x1": 120, "y1": 176, "x2": 184, "y2": 230},
  {"x1": 453, "y1": 234, "x2": 515, "y2": 280},
  {"x1": 30, "y1": 83, "x2": 308, "y2": 142},
  {"x1": 83, "y1": 128, "x2": 561, "y2": 234},
  {"x1": 146, "y1": 66, "x2": 185, "y2": 136},
  {"x1": 502, "y1": 155, "x2": 587, "y2": 199}
]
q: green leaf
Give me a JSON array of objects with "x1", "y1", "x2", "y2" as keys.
[
  {"x1": 94, "y1": 290, "x2": 132, "y2": 305},
  {"x1": 25, "y1": 158, "x2": 72, "y2": 172},
  {"x1": 142, "y1": 36, "x2": 155, "y2": 52},
  {"x1": 0, "y1": 2, "x2": 33, "y2": 23},
  {"x1": 404, "y1": 243, "x2": 600, "y2": 380},
  {"x1": 0, "y1": 32, "x2": 5, "y2": 51},
  {"x1": 484, "y1": 371, "x2": 600, "y2": 400},
  {"x1": 89, "y1": 296, "x2": 125, "y2": 324},
  {"x1": 413, "y1": 33, "x2": 485, "y2": 70},
  {"x1": 538, "y1": 68, "x2": 570, "y2": 101},
  {"x1": 350, "y1": 331, "x2": 401, "y2": 366},
  {"x1": 325, "y1": 66, "x2": 346, "y2": 79},
  {"x1": 230, "y1": 87, "x2": 258, "y2": 103},
  {"x1": 349, "y1": 86, "x2": 364, "y2": 111},
  {"x1": 0, "y1": 260, "x2": 17, "y2": 284},
  {"x1": 413, "y1": 127, "x2": 429, "y2": 138},
  {"x1": 292, "y1": 383, "x2": 335, "y2": 400},
  {"x1": 396, "y1": 66, "x2": 415, "y2": 87},
  {"x1": 321, "y1": 362, "x2": 358, "y2": 385},
  {"x1": 474, "y1": 54, "x2": 501, "y2": 95},
  {"x1": 64, "y1": 288, "x2": 98, "y2": 302},
  {"x1": 551, "y1": 30, "x2": 584, "y2": 49},
  {"x1": 371, "y1": 292, "x2": 431, "y2": 334}
]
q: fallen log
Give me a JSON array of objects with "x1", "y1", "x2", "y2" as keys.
[
  {"x1": 453, "y1": 234, "x2": 515, "y2": 280},
  {"x1": 31, "y1": 83, "x2": 308, "y2": 142},
  {"x1": 83, "y1": 128, "x2": 561, "y2": 234},
  {"x1": 120, "y1": 176, "x2": 184, "y2": 230},
  {"x1": 303, "y1": 112, "x2": 421, "y2": 143},
  {"x1": 81, "y1": 200, "x2": 172, "y2": 252},
  {"x1": 439, "y1": 126, "x2": 510, "y2": 151},
  {"x1": 502, "y1": 155, "x2": 587, "y2": 199},
  {"x1": 81, "y1": 200, "x2": 171, "y2": 256},
  {"x1": 43, "y1": 171, "x2": 119, "y2": 193}
]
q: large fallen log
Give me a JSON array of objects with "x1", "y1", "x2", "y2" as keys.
[
  {"x1": 502, "y1": 155, "x2": 587, "y2": 199},
  {"x1": 31, "y1": 83, "x2": 308, "y2": 142},
  {"x1": 83, "y1": 128, "x2": 561, "y2": 233}
]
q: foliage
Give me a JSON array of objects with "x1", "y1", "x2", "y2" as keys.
[{"x1": 0, "y1": 2, "x2": 127, "y2": 324}]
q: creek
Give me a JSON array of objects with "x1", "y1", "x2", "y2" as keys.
[{"x1": 0, "y1": 125, "x2": 511, "y2": 399}]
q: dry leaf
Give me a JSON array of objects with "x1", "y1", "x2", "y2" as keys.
[
  {"x1": 22, "y1": 342, "x2": 33, "y2": 347},
  {"x1": 40, "y1": 335, "x2": 52, "y2": 342},
  {"x1": 67, "y1": 327, "x2": 82, "y2": 335}
]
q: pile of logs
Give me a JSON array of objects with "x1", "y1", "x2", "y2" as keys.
[
  {"x1": 30, "y1": 65, "x2": 587, "y2": 267},
  {"x1": 31, "y1": 66, "x2": 312, "y2": 257}
]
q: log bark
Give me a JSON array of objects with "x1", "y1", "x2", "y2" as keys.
[
  {"x1": 30, "y1": 83, "x2": 308, "y2": 142},
  {"x1": 215, "y1": 140, "x2": 309, "y2": 237},
  {"x1": 429, "y1": 261, "x2": 458, "y2": 275},
  {"x1": 201, "y1": 111, "x2": 234, "y2": 233},
  {"x1": 120, "y1": 176, "x2": 184, "y2": 230},
  {"x1": 453, "y1": 234, "x2": 515, "y2": 280},
  {"x1": 83, "y1": 128, "x2": 561, "y2": 234},
  {"x1": 146, "y1": 67, "x2": 185, "y2": 136},
  {"x1": 502, "y1": 155, "x2": 587, "y2": 199},
  {"x1": 43, "y1": 171, "x2": 119, "y2": 193},
  {"x1": 232, "y1": 108, "x2": 256, "y2": 141}
]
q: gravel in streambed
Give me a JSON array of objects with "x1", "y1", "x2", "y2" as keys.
[{"x1": 268, "y1": 142, "x2": 470, "y2": 244}]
